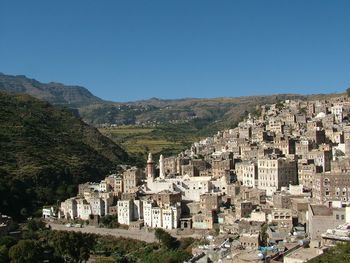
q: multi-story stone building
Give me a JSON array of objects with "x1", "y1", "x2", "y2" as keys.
[
  {"x1": 257, "y1": 157, "x2": 297, "y2": 196},
  {"x1": 60, "y1": 198, "x2": 77, "y2": 219},
  {"x1": 211, "y1": 157, "x2": 232, "y2": 179},
  {"x1": 235, "y1": 161, "x2": 258, "y2": 188},
  {"x1": 143, "y1": 200, "x2": 180, "y2": 229},
  {"x1": 313, "y1": 172, "x2": 350, "y2": 203},
  {"x1": 199, "y1": 193, "x2": 220, "y2": 212},
  {"x1": 298, "y1": 162, "x2": 319, "y2": 189},
  {"x1": 270, "y1": 208, "x2": 293, "y2": 232},
  {"x1": 192, "y1": 213, "x2": 214, "y2": 229},
  {"x1": 117, "y1": 199, "x2": 143, "y2": 225},
  {"x1": 123, "y1": 167, "x2": 143, "y2": 193},
  {"x1": 151, "y1": 190, "x2": 182, "y2": 207},
  {"x1": 307, "y1": 149, "x2": 332, "y2": 172}
]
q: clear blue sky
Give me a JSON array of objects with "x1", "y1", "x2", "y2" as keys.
[{"x1": 1, "y1": 1, "x2": 350, "y2": 101}]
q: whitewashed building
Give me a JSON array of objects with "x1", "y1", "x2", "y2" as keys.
[
  {"x1": 117, "y1": 199, "x2": 143, "y2": 225},
  {"x1": 143, "y1": 200, "x2": 180, "y2": 229}
]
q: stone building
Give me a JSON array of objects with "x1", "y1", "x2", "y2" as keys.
[
  {"x1": 257, "y1": 157, "x2": 297, "y2": 196},
  {"x1": 298, "y1": 163, "x2": 319, "y2": 189},
  {"x1": 239, "y1": 233, "x2": 260, "y2": 249},
  {"x1": 235, "y1": 161, "x2": 258, "y2": 188},
  {"x1": 151, "y1": 190, "x2": 182, "y2": 207},
  {"x1": 114, "y1": 176, "x2": 123, "y2": 194},
  {"x1": 312, "y1": 172, "x2": 350, "y2": 203},
  {"x1": 123, "y1": 167, "x2": 143, "y2": 193},
  {"x1": 235, "y1": 200, "x2": 253, "y2": 219},
  {"x1": 192, "y1": 213, "x2": 214, "y2": 229},
  {"x1": 117, "y1": 199, "x2": 143, "y2": 225},
  {"x1": 199, "y1": 193, "x2": 220, "y2": 212},
  {"x1": 60, "y1": 198, "x2": 77, "y2": 219},
  {"x1": 270, "y1": 208, "x2": 293, "y2": 232},
  {"x1": 211, "y1": 157, "x2": 232, "y2": 179},
  {"x1": 295, "y1": 139, "x2": 312, "y2": 157},
  {"x1": 307, "y1": 149, "x2": 332, "y2": 172},
  {"x1": 307, "y1": 204, "x2": 346, "y2": 240},
  {"x1": 143, "y1": 200, "x2": 180, "y2": 229}
]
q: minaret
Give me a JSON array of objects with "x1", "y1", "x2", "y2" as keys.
[
  {"x1": 147, "y1": 152, "x2": 154, "y2": 182},
  {"x1": 159, "y1": 154, "x2": 165, "y2": 179}
]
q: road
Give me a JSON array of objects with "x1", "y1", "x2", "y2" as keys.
[{"x1": 48, "y1": 223, "x2": 156, "y2": 243}]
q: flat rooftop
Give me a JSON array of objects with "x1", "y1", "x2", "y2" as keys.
[
  {"x1": 285, "y1": 247, "x2": 322, "y2": 261},
  {"x1": 310, "y1": 204, "x2": 332, "y2": 216}
]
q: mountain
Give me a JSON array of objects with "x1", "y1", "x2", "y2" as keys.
[
  {"x1": 0, "y1": 92, "x2": 131, "y2": 219},
  {"x1": 0, "y1": 73, "x2": 341, "y2": 137},
  {"x1": 81, "y1": 95, "x2": 308, "y2": 134},
  {"x1": 0, "y1": 73, "x2": 102, "y2": 107}
]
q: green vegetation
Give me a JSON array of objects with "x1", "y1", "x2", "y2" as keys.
[
  {"x1": 347, "y1": 87, "x2": 350, "y2": 97},
  {"x1": 0, "y1": 92, "x2": 132, "y2": 219},
  {"x1": 1, "y1": 73, "x2": 342, "y2": 161},
  {"x1": 8, "y1": 240, "x2": 43, "y2": 263},
  {"x1": 154, "y1": 228, "x2": 179, "y2": 249},
  {"x1": 0, "y1": 219, "x2": 193, "y2": 263},
  {"x1": 0, "y1": 73, "x2": 102, "y2": 107},
  {"x1": 260, "y1": 224, "x2": 268, "y2": 246},
  {"x1": 100, "y1": 123, "x2": 201, "y2": 160},
  {"x1": 100, "y1": 215, "x2": 119, "y2": 228},
  {"x1": 309, "y1": 242, "x2": 350, "y2": 263},
  {"x1": 49, "y1": 231, "x2": 96, "y2": 262}
]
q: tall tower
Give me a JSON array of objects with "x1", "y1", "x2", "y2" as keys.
[
  {"x1": 147, "y1": 152, "x2": 154, "y2": 182},
  {"x1": 159, "y1": 154, "x2": 165, "y2": 179}
]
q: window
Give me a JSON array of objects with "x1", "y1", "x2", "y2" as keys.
[{"x1": 336, "y1": 214, "x2": 339, "y2": 220}]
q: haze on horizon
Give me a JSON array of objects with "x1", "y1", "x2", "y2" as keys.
[{"x1": 1, "y1": 0, "x2": 350, "y2": 102}]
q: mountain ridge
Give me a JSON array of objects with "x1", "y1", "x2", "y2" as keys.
[
  {"x1": 0, "y1": 73, "x2": 343, "y2": 136},
  {"x1": 0, "y1": 73, "x2": 103, "y2": 107}
]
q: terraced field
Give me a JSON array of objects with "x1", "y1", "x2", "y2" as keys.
[{"x1": 99, "y1": 124, "x2": 201, "y2": 160}]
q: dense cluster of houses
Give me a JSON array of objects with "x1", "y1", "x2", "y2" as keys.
[{"x1": 45, "y1": 95, "x2": 350, "y2": 262}]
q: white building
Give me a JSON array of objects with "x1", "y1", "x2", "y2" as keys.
[
  {"x1": 258, "y1": 157, "x2": 297, "y2": 196},
  {"x1": 117, "y1": 200, "x2": 133, "y2": 225},
  {"x1": 59, "y1": 198, "x2": 77, "y2": 219},
  {"x1": 42, "y1": 207, "x2": 56, "y2": 219},
  {"x1": 117, "y1": 199, "x2": 143, "y2": 225},
  {"x1": 77, "y1": 199, "x2": 92, "y2": 220},
  {"x1": 142, "y1": 200, "x2": 180, "y2": 229},
  {"x1": 88, "y1": 197, "x2": 105, "y2": 217},
  {"x1": 331, "y1": 105, "x2": 343, "y2": 123},
  {"x1": 235, "y1": 161, "x2": 258, "y2": 188}
]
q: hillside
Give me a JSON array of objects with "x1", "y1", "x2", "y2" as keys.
[
  {"x1": 0, "y1": 73, "x2": 342, "y2": 159},
  {"x1": 0, "y1": 73, "x2": 341, "y2": 137},
  {"x1": 0, "y1": 73, "x2": 102, "y2": 107},
  {"x1": 0, "y1": 92, "x2": 131, "y2": 219}
]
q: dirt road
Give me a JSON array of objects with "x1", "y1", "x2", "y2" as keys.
[{"x1": 48, "y1": 223, "x2": 156, "y2": 243}]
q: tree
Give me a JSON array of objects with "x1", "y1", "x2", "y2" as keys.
[
  {"x1": 49, "y1": 231, "x2": 96, "y2": 263},
  {"x1": 0, "y1": 236, "x2": 17, "y2": 248},
  {"x1": 260, "y1": 224, "x2": 268, "y2": 247},
  {"x1": 100, "y1": 215, "x2": 118, "y2": 228},
  {"x1": 309, "y1": 242, "x2": 350, "y2": 262},
  {"x1": 154, "y1": 228, "x2": 178, "y2": 249},
  {"x1": 0, "y1": 245, "x2": 9, "y2": 263},
  {"x1": 27, "y1": 218, "x2": 46, "y2": 232},
  {"x1": 8, "y1": 240, "x2": 42, "y2": 263}
]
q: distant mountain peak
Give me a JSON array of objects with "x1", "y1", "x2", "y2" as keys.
[{"x1": 0, "y1": 73, "x2": 103, "y2": 107}]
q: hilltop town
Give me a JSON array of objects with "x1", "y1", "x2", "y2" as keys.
[{"x1": 42, "y1": 94, "x2": 350, "y2": 262}]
